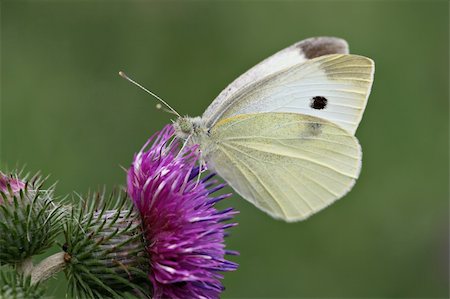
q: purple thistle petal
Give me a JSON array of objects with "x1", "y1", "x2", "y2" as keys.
[
  {"x1": 225, "y1": 250, "x2": 240, "y2": 256},
  {"x1": 0, "y1": 172, "x2": 25, "y2": 204},
  {"x1": 206, "y1": 193, "x2": 232, "y2": 205},
  {"x1": 207, "y1": 184, "x2": 227, "y2": 195},
  {"x1": 127, "y1": 125, "x2": 238, "y2": 299}
]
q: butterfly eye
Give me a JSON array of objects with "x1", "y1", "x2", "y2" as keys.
[
  {"x1": 180, "y1": 121, "x2": 193, "y2": 134},
  {"x1": 310, "y1": 96, "x2": 328, "y2": 110},
  {"x1": 174, "y1": 117, "x2": 194, "y2": 140}
]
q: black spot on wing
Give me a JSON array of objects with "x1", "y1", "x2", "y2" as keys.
[{"x1": 310, "y1": 96, "x2": 328, "y2": 110}]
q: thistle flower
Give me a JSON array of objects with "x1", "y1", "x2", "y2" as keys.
[{"x1": 127, "y1": 125, "x2": 238, "y2": 299}]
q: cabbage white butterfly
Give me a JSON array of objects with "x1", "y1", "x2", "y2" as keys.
[{"x1": 124, "y1": 37, "x2": 375, "y2": 222}]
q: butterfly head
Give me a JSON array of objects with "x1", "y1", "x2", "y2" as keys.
[{"x1": 174, "y1": 116, "x2": 205, "y2": 141}]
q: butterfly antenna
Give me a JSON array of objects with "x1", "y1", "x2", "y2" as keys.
[
  {"x1": 155, "y1": 103, "x2": 179, "y2": 116},
  {"x1": 119, "y1": 71, "x2": 180, "y2": 117}
]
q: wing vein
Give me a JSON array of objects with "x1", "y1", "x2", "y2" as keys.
[
  {"x1": 285, "y1": 166, "x2": 340, "y2": 198},
  {"x1": 220, "y1": 147, "x2": 289, "y2": 217},
  {"x1": 223, "y1": 141, "x2": 357, "y2": 178}
]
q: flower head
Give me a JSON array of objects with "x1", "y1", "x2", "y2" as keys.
[{"x1": 127, "y1": 125, "x2": 238, "y2": 299}]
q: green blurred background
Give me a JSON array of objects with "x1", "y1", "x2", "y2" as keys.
[{"x1": 1, "y1": 1, "x2": 448, "y2": 298}]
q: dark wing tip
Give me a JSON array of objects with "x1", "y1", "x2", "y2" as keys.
[{"x1": 296, "y1": 36, "x2": 349, "y2": 59}]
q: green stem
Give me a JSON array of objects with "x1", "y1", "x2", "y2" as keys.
[
  {"x1": 30, "y1": 252, "x2": 67, "y2": 285},
  {"x1": 16, "y1": 257, "x2": 33, "y2": 276}
]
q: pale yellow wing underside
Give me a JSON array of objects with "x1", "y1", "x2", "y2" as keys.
[{"x1": 206, "y1": 112, "x2": 362, "y2": 222}]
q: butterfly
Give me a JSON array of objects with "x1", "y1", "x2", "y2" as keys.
[
  {"x1": 124, "y1": 36, "x2": 375, "y2": 222},
  {"x1": 172, "y1": 37, "x2": 375, "y2": 222}
]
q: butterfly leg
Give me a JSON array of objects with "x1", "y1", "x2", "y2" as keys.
[
  {"x1": 194, "y1": 150, "x2": 208, "y2": 187},
  {"x1": 176, "y1": 135, "x2": 192, "y2": 159}
]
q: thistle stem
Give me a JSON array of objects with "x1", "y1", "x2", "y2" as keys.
[
  {"x1": 16, "y1": 257, "x2": 33, "y2": 276},
  {"x1": 30, "y1": 252, "x2": 67, "y2": 285}
]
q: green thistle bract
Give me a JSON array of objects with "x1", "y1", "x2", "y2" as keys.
[
  {"x1": 0, "y1": 267, "x2": 45, "y2": 299},
  {"x1": 64, "y1": 190, "x2": 149, "y2": 298},
  {"x1": 0, "y1": 173, "x2": 64, "y2": 265}
]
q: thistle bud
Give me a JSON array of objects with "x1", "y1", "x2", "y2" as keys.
[
  {"x1": 0, "y1": 267, "x2": 45, "y2": 299},
  {"x1": 63, "y1": 191, "x2": 149, "y2": 298},
  {"x1": 0, "y1": 173, "x2": 64, "y2": 265}
]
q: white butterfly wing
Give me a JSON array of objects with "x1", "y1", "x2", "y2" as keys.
[
  {"x1": 203, "y1": 37, "x2": 349, "y2": 126},
  {"x1": 205, "y1": 112, "x2": 362, "y2": 222},
  {"x1": 205, "y1": 54, "x2": 374, "y2": 135}
]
